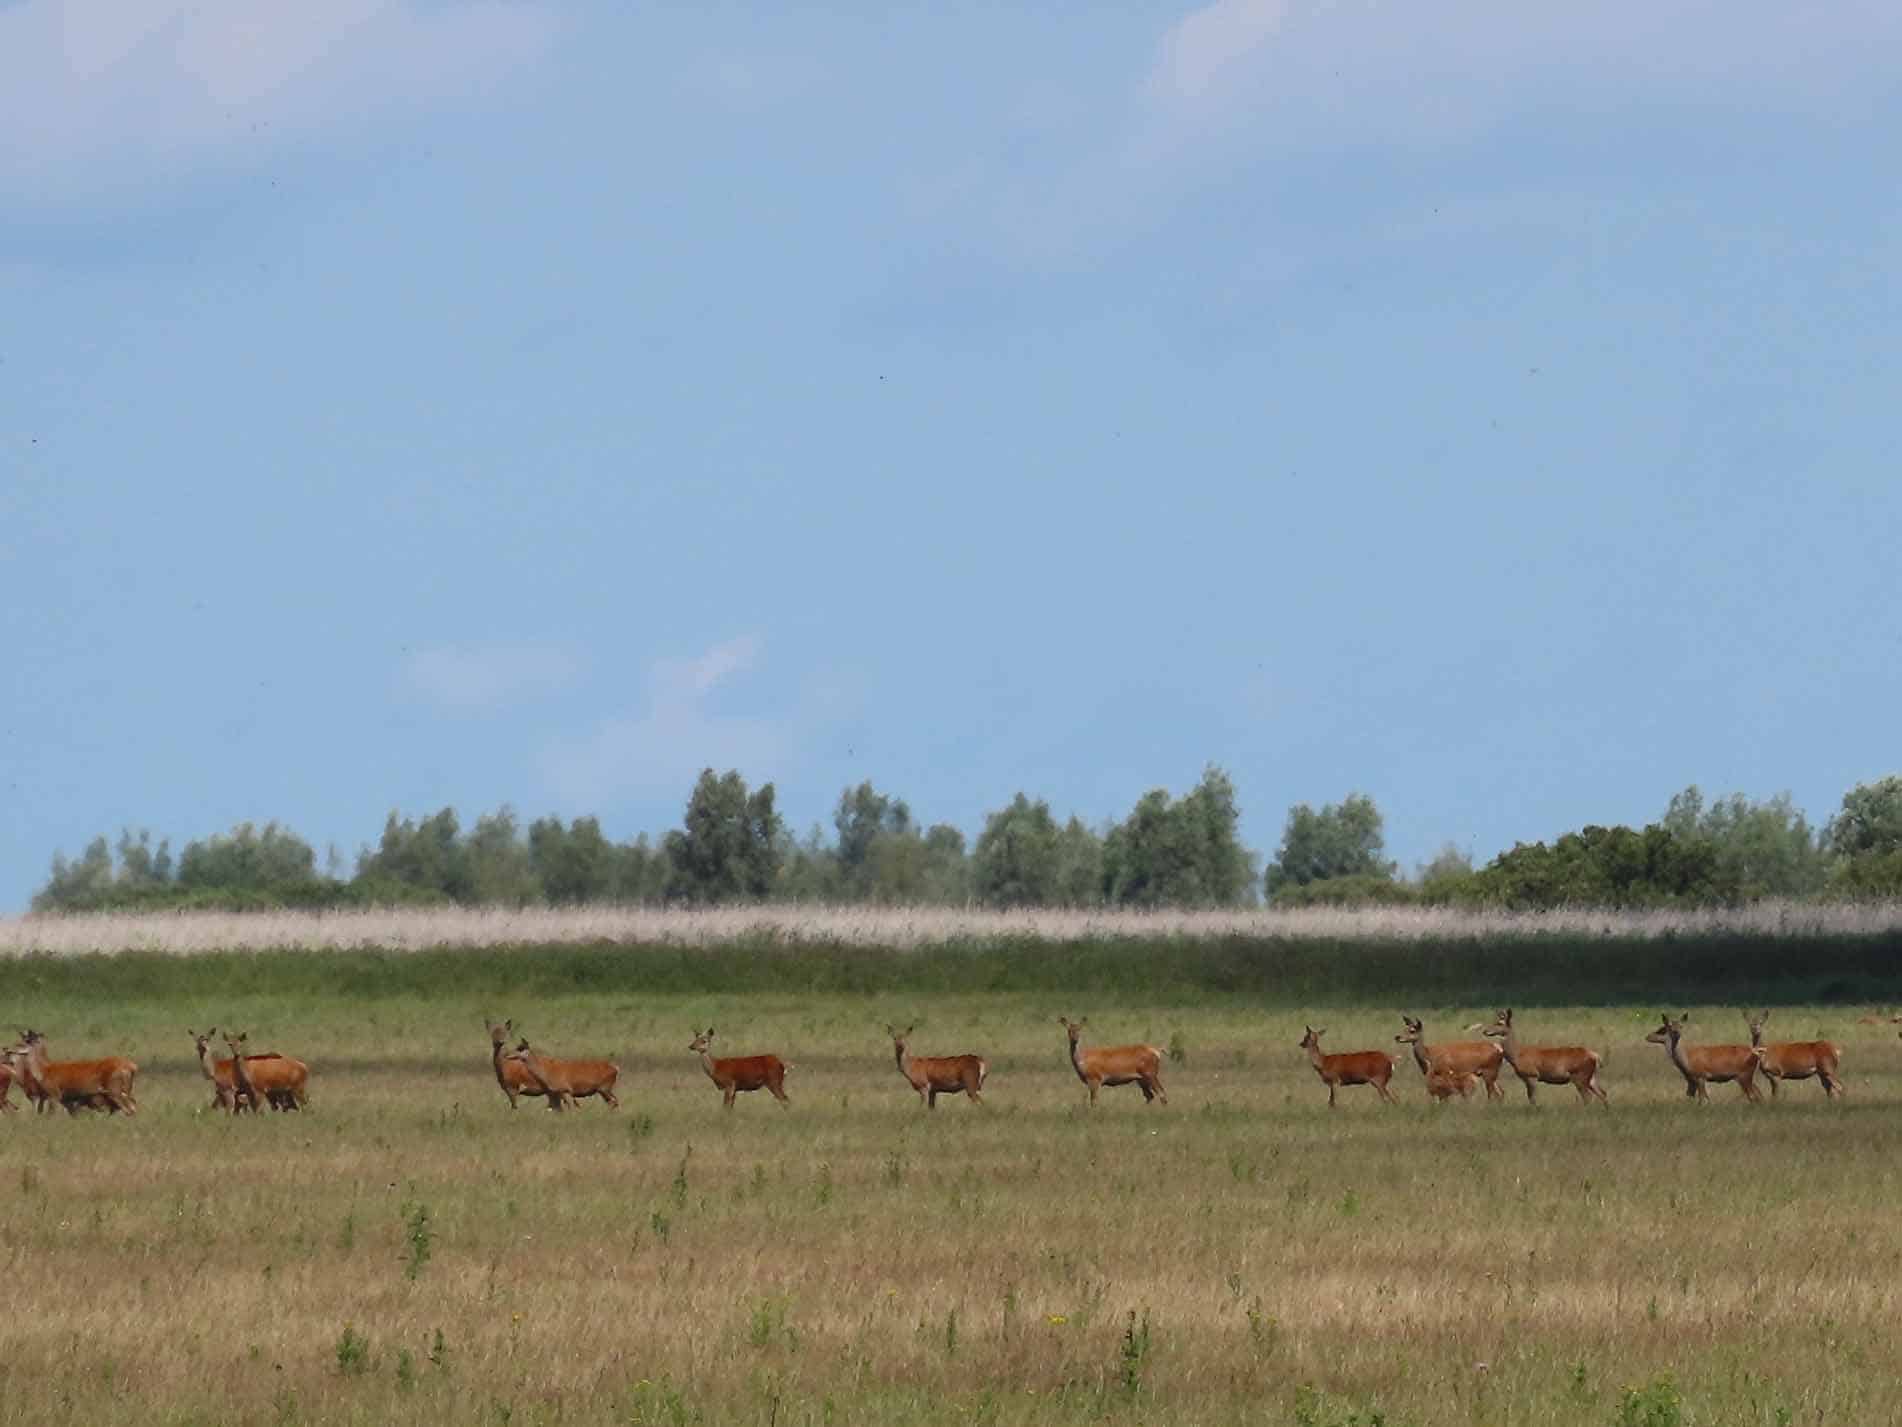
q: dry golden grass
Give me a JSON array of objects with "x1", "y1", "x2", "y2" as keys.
[
  {"x1": 3, "y1": 998, "x2": 1900, "y2": 1425},
  {"x1": 6, "y1": 897, "x2": 1902, "y2": 955}
]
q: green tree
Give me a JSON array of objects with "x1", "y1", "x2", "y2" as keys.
[
  {"x1": 1660, "y1": 786, "x2": 1824, "y2": 898},
  {"x1": 832, "y1": 782, "x2": 912, "y2": 892},
  {"x1": 177, "y1": 822, "x2": 322, "y2": 895},
  {"x1": 1825, "y1": 776, "x2": 1902, "y2": 861},
  {"x1": 32, "y1": 835, "x2": 116, "y2": 911},
  {"x1": 663, "y1": 769, "x2": 784, "y2": 903},
  {"x1": 355, "y1": 808, "x2": 471, "y2": 902},
  {"x1": 1464, "y1": 823, "x2": 1734, "y2": 908},
  {"x1": 463, "y1": 807, "x2": 541, "y2": 905},
  {"x1": 529, "y1": 815, "x2": 619, "y2": 904},
  {"x1": 1103, "y1": 767, "x2": 1251, "y2": 907},
  {"x1": 972, "y1": 794, "x2": 1062, "y2": 907},
  {"x1": 1264, "y1": 793, "x2": 1394, "y2": 898}
]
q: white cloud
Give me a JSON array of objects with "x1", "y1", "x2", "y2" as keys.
[
  {"x1": 538, "y1": 636, "x2": 786, "y2": 805},
  {"x1": 0, "y1": 0, "x2": 557, "y2": 204},
  {"x1": 401, "y1": 642, "x2": 580, "y2": 712},
  {"x1": 1148, "y1": 0, "x2": 1289, "y2": 104}
]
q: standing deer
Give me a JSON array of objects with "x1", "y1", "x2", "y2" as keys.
[
  {"x1": 191, "y1": 1029, "x2": 308, "y2": 1113},
  {"x1": 688, "y1": 1028, "x2": 791, "y2": 1109},
  {"x1": 15, "y1": 1029, "x2": 138, "y2": 1115},
  {"x1": 1395, "y1": 1015, "x2": 1504, "y2": 1101},
  {"x1": 886, "y1": 1024, "x2": 987, "y2": 1108},
  {"x1": 489, "y1": 1019, "x2": 554, "y2": 1109},
  {"x1": 504, "y1": 1036, "x2": 618, "y2": 1110},
  {"x1": 503, "y1": 1041, "x2": 577, "y2": 1111},
  {"x1": 1057, "y1": 1017, "x2": 1166, "y2": 1107},
  {"x1": 0, "y1": 1045, "x2": 19, "y2": 1113},
  {"x1": 1481, "y1": 1010, "x2": 1606, "y2": 1105},
  {"x1": 1746, "y1": 1012, "x2": 1843, "y2": 1099},
  {"x1": 1298, "y1": 1026, "x2": 1396, "y2": 1108},
  {"x1": 1643, "y1": 1014, "x2": 1760, "y2": 1103},
  {"x1": 1393, "y1": 1022, "x2": 1474, "y2": 1101}
]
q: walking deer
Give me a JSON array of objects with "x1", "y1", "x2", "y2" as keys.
[
  {"x1": 887, "y1": 1024, "x2": 987, "y2": 1108},
  {"x1": 1481, "y1": 1010, "x2": 1606, "y2": 1105},
  {"x1": 1395, "y1": 1015, "x2": 1504, "y2": 1101},
  {"x1": 1298, "y1": 1026, "x2": 1396, "y2": 1107},
  {"x1": 688, "y1": 1028, "x2": 791, "y2": 1109},
  {"x1": 15, "y1": 1029, "x2": 138, "y2": 1115},
  {"x1": 1746, "y1": 1012, "x2": 1843, "y2": 1099},
  {"x1": 1057, "y1": 1017, "x2": 1166, "y2": 1107},
  {"x1": 1643, "y1": 1014, "x2": 1759, "y2": 1103}
]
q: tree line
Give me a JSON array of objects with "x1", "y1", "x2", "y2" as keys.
[{"x1": 29, "y1": 769, "x2": 1902, "y2": 914}]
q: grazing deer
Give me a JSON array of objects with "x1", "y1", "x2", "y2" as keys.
[
  {"x1": 1057, "y1": 1017, "x2": 1166, "y2": 1107},
  {"x1": 1746, "y1": 1012, "x2": 1843, "y2": 1099},
  {"x1": 1395, "y1": 1015, "x2": 1505, "y2": 1101},
  {"x1": 1298, "y1": 1026, "x2": 1397, "y2": 1108},
  {"x1": 1482, "y1": 1010, "x2": 1606, "y2": 1105},
  {"x1": 688, "y1": 1028, "x2": 791, "y2": 1109},
  {"x1": 16, "y1": 1029, "x2": 138, "y2": 1115},
  {"x1": 505, "y1": 1036, "x2": 618, "y2": 1110},
  {"x1": 1643, "y1": 1014, "x2": 1760, "y2": 1104},
  {"x1": 886, "y1": 1024, "x2": 987, "y2": 1109}
]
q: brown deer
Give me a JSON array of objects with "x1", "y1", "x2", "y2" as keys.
[
  {"x1": 1393, "y1": 1023, "x2": 1474, "y2": 1101},
  {"x1": 503, "y1": 1041, "x2": 578, "y2": 1111},
  {"x1": 504, "y1": 1036, "x2": 618, "y2": 1110},
  {"x1": 0, "y1": 1045, "x2": 20, "y2": 1113},
  {"x1": 1643, "y1": 1014, "x2": 1760, "y2": 1103},
  {"x1": 1746, "y1": 1012, "x2": 1843, "y2": 1099},
  {"x1": 488, "y1": 1019, "x2": 554, "y2": 1109},
  {"x1": 688, "y1": 1028, "x2": 790, "y2": 1109},
  {"x1": 1057, "y1": 1017, "x2": 1166, "y2": 1107},
  {"x1": 15, "y1": 1029, "x2": 137, "y2": 1115},
  {"x1": 1481, "y1": 1010, "x2": 1606, "y2": 1105},
  {"x1": 223, "y1": 1031, "x2": 310, "y2": 1112},
  {"x1": 886, "y1": 1024, "x2": 987, "y2": 1109},
  {"x1": 190, "y1": 1029, "x2": 307, "y2": 1113},
  {"x1": 1298, "y1": 1026, "x2": 1396, "y2": 1108},
  {"x1": 1396, "y1": 1015, "x2": 1504, "y2": 1101}
]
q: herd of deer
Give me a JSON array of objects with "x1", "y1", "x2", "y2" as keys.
[
  {"x1": 1304, "y1": 1010, "x2": 1853, "y2": 1107},
  {"x1": 0, "y1": 1010, "x2": 1869, "y2": 1118}
]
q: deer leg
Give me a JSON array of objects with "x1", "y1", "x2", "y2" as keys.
[
  {"x1": 1376, "y1": 1079, "x2": 1397, "y2": 1105},
  {"x1": 1522, "y1": 1077, "x2": 1537, "y2": 1105},
  {"x1": 723, "y1": 1087, "x2": 737, "y2": 1109},
  {"x1": 1151, "y1": 1074, "x2": 1167, "y2": 1105},
  {"x1": 773, "y1": 1082, "x2": 790, "y2": 1108},
  {"x1": 1327, "y1": 1082, "x2": 1337, "y2": 1109},
  {"x1": 927, "y1": 1089, "x2": 938, "y2": 1109},
  {"x1": 601, "y1": 1088, "x2": 620, "y2": 1109}
]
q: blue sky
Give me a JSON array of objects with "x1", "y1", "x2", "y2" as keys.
[{"x1": 3, "y1": 1, "x2": 1899, "y2": 911}]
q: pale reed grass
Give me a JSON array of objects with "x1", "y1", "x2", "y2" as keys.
[{"x1": 4, "y1": 896, "x2": 1900, "y2": 956}]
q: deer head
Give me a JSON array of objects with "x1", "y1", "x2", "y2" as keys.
[{"x1": 688, "y1": 1028, "x2": 715, "y2": 1055}]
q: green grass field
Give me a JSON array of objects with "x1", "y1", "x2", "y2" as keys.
[{"x1": 3, "y1": 945, "x2": 1901, "y2": 1426}]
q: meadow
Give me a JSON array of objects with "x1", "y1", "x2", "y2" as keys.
[{"x1": 3, "y1": 917, "x2": 1901, "y2": 1426}]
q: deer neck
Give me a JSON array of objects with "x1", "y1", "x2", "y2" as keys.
[
  {"x1": 1491, "y1": 1029, "x2": 1520, "y2": 1068},
  {"x1": 228, "y1": 1051, "x2": 255, "y2": 1098},
  {"x1": 1665, "y1": 1029, "x2": 1695, "y2": 1078},
  {"x1": 1067, "y1": 1036, "x2": 1087, "y2": 1076},
  {"x1": 698, "y1": 1049, "x2": 721, "y2": 1084},
  {"x1": 1407, "y1": 1039, "x2": 1431, "y2": 1076},
  {"x1": 491, "y1": 1040, "x2": 510, "y2": 1084},
  {"x1": 195, "y1": 1041, "x2": 220, "y2": 1083},
  {"x1": 1304, "y1": 1041, "x2": 1326, "y2": 1072},
  {"x1": 893, "y1": 1043, "x2": 914, "y2": 1079}
]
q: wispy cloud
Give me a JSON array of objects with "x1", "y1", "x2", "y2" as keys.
[
  {"x1": 400, "y1": 642, "x2": 580, "y2": 712},
  {"x1": 1147, "y1": 0, "x2": 1289, "y2": 105},
  {"x1": 0, "y1": 0, "x2": 557, "y2": 204},
  {"x1": 538, "y1": 636, "x2": 787, "y2": 805}
]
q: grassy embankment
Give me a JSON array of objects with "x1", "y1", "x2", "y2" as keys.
[{"x1": 2, "y1": 920, "x2": 1899, "y2": 1425}]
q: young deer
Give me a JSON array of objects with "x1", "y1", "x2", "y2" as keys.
[
  {"x1": 192, "y1": 1029, "x2": 307, "y2": 1113},
  {"x1": 1057, "y1": 1017, "x2": 1166, "y2": 1107},
  {"x1": 1298, "y1": 1026, "x2": 1396, "y2": 1108},
  {"x1": 503, "y1": 1041, "x2": 577, "y2": 1111},
  {"x1": 1482, "y1": 1010, "x2": 1606, "y2": 1105},
  {"x1": 1644, "y1": 1014, "x2": 1760, "y2": 1104},
  {"x1": 1395, "y1": 1015, "x2": 1504, "y2": 1101},
  {"x1": 887, "y1": 1024, "x2": 987, "y2": 1109},
  {"x1": 1393, "y1": 1020, "x2": 1477, "y2": 1101},
  {"x1": 16, "y1": 1029, "x2": 137, "y2": 1115},
  {"x1": 688, "y1": 1028, "x2": 791, "y2": 1109},
  {"x1": 1746, "y1": 1012, "x2": 1843, "y2": 1099},
  {"x1": 506, "y1": 1036, "x2": 618, "y2": 1109}
]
